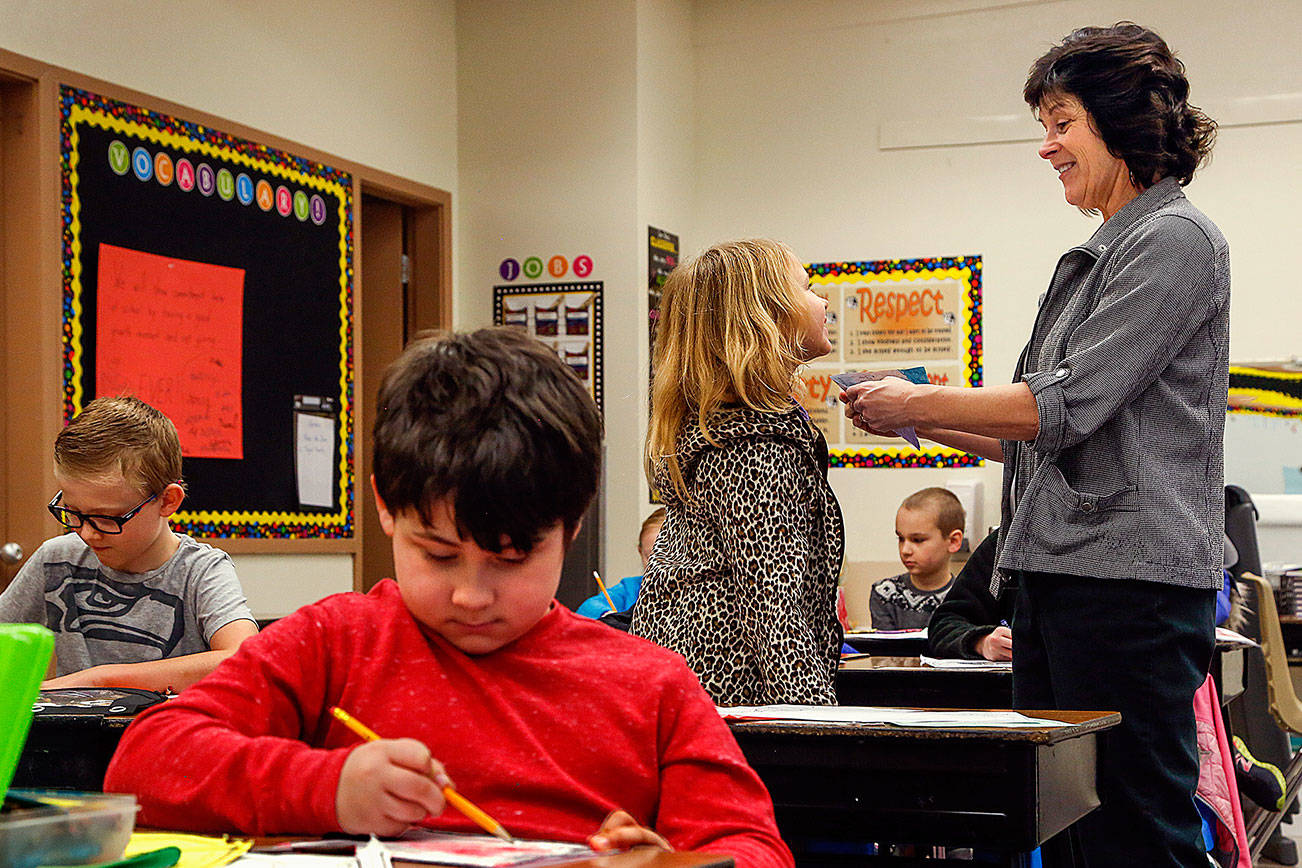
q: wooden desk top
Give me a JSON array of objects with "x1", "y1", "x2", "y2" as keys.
[{"x1": 728, "y1": 708, "x2": 1120, "y2": 744}]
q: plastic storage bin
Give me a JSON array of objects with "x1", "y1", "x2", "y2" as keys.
[{"x1": 0, "y1": 790, "x2": 137, "y2": 868}]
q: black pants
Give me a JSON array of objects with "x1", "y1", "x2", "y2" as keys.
[{"x1": 1012, "y1": 571, "x2": 1216, "y2": 868}]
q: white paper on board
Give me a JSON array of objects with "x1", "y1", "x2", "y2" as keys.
[{"x1": 296, "y1": 412, "x2": 335, "y2": 508}]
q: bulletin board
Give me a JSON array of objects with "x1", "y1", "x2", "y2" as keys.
[
  {"x1": 60, "y1": 87, "x2": 354, "y2": 538},
  {"x1": 797, "y1": 255, "x2": 983, "y2": 469},
  {"x1": 493, "y1": 283, "x2": 603, "y2": 411}
]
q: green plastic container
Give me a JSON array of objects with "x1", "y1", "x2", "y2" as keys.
[{"x1": 0, "y1": 623, "x2": 54, "y2": 795}]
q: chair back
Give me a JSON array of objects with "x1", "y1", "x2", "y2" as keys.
[
  {"x1": 0, "y1": 623, "x2": 54, "y2": 795},
  {"x1": 1240, "y1": 573, "x2": 1302, "y2": 734}
]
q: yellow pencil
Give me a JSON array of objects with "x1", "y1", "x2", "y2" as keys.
[
  {"x1": 592, "y1": 571, "x2": 618, "y2": 613},
  {"x1": 329, "y1": 706, "x2": 513, "y2": 843}
]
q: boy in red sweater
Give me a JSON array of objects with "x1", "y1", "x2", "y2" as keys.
[{"x1": 105, "y1": 328, "x2": 792, "y2": 867}]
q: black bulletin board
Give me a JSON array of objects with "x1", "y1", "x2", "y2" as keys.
[{"x1": 59, "y1": 87, "x2": 354, "y2": 539}]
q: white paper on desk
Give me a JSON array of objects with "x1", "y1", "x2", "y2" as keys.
[
  {"x1": 919, "y1": 655, "x2": 1013, "y2": 670},
  {"x1": 295, "y1": 412, "x2": 335, "y2": 508},
  {"x1": 237, "y1": 855, "x2": 359, "y2": 867},
  {"x1": 718, "y1": 704, "x2": 1064, "y2": 728},
  {"x1": 845, "y1": 628, "x2": 928, "y2": 641},
  {"x1": 832, "y1": 367, "x2": 929, "y2": 448},
  {"x1": 1215, "y1": 627, "x2": 1258, "y2": 647},
  {"x1": 380, "y1": 830, "x2": 593, "y2": 867}
]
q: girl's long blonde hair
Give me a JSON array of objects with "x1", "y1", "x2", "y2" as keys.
[{"x1": 646, "y1": 238, "x2": 809, "y2": 500}]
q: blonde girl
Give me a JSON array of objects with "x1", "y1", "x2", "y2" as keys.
[{"x1": 630, "y1": 239, "x2": 844, "y2": 706}]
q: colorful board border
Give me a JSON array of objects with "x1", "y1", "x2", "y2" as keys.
[
  {"x1": 808, "y1": 255, "x2": 983, "y2": 469},
  {"x1": 1229, "y1": 365, "x2": 1302, "y2": 419},
  {"x1": 59, "y1": 86, "x2": 355, "y2": 538}
]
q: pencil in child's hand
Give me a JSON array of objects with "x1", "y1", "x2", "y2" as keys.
[
  {"x1": 329, "y1": 706, "x2": 514, "y2": 843},
  {"x1": 592, "y1": 571, "x2": 618, "y2": 613}
]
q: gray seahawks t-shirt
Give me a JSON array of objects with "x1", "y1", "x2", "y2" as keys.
[{"x1": 0, "y1": 532, "x2": 253, "y2": 676}]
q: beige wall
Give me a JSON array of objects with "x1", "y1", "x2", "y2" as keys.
[
  {"x1": 0, "y1": 0, "x2": 459, "y2": 614},
  {"x1": 0, "y1": 0, "x2": 458, "y2": 191},
  {"x1": 690, "y1": 0, "x2": 1302, "y2": 570},
  {"x1": 456, "y1": 0, "x2": 651, "y2": 583},
  {"x1": 3, "y1": 0, "x2": 1299, "y2": 613}
]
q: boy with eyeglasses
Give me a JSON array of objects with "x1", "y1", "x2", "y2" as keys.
[{"x1": 0, "y1": 396, "x2": 256, "y2": 692}]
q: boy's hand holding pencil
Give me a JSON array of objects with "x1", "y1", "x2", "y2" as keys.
[
  {"x1": 331, "y1": 706, "x2": 512, "y2": 841},
  {"x1": 335, "y1": 734, "x2": 451, "y2": 836}
]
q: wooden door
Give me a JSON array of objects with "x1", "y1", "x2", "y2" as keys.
[
  {"x1": 356, "y1": 188, "x2": 453, "y2": 589},
  {"x1": 358, "y1": 196, "x2": 404, "y2": 590}
]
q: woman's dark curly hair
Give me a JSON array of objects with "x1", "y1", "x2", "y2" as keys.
[{"x1": 1024, "y1": 22, "x2": 1216, "y2": 188}]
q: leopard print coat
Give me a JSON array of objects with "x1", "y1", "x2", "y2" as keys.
[{"x1": 630, "y1": 405, "x2": 845, "y2": 706}]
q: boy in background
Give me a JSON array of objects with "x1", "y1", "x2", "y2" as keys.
[
  {"x1": 105, "y1": 329, "x2": 792, "y2": 867},
  {"x1": 869, "y1": 487, "x2": 964, "y2": 630},
  {"x1": 0, "y1": 396, "x2": 256, "y2": 692},
  {"x1": 575, "y1": 507, "x2": 665, "y2": 617}
]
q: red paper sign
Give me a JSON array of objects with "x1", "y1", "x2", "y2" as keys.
[{"x1": 96, "y1": 243, "x2": 245, "y2": 459}]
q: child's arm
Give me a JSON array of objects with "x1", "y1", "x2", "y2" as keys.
[
  {"x1": 41, "y1": 618, "x2": 258, "y2": 692},
  {"x1": 651, "y1": 664, "x2": 794, "y2": 868},
  {"x1": 105, "y1": 611, "x2": 352, "y2": 834}
]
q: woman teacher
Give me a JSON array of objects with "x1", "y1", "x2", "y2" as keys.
[{"x1": 843, "y1": 23, "x2": 1226, "y2": 866}]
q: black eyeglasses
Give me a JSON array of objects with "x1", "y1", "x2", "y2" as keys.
[{"x1": 47, "y1": 490, "x2": 160, "y2": 535}]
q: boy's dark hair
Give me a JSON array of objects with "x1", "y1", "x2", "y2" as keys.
[
  {"x1": 1023, "y1": 22, "x2": 1216, "y2": 189},
  {"x1": 373, "y1": 327, "x2": 603, "y2": 553}
]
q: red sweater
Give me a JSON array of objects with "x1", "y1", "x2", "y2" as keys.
[{"x1": 105, "y1": 580, "x2": 792, "y2": 868}]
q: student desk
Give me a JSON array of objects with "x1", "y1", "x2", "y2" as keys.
[
  {"x1": 836, "y1": 656, "x2": 1011, "y2": 708},
  {"x1": 14, "y1": 709, "x2": 133, "y2": 791},
  {"x1": 727, "y1": 709, "x2": 1119, "y2": 867},
  {"x1": 842, "y1": 631, "x2": 928, "y2": 656},
  {"x1": 838, "y1": 642, "x2": 1245, "y2": 712}
]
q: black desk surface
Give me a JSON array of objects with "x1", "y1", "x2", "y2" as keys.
[
  {"x1": 729, "y1": 709, "x2": 1119, "y2": 866},
  {"x1": 842, "y1": 632, "x2": 929, "y2": 656},
  {"x1": 836, "y1": 656, "x2": 1011, "y2": 709},
  {"x1": 15, "y1": 711, "x2": 134, "y2": 792}
]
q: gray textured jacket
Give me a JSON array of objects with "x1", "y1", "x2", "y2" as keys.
[{"x1": 997, "y1": 177, "x2": 1230, "y2": 589}]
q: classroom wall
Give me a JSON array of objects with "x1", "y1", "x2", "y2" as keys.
[
  {"x1": 689, "y1": 0, "x2": 1302, "y2": 579},
  {"x1": 633, "y1": 0, "x2": 698, "y2": 552},
  {"x1": 5, "y1": 0, "x2": 1298, "y2": 612},
  {"x1": 0, "y1": 0, "x2": 459, "y2": 614},
  {"x1": 457, "y1": 0, "x2": 675, "y2": 584}
]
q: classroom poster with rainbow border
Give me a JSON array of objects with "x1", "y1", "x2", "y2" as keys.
[
  {"x1": 800, "y1": 255, "x2": 983, "y2": 469},
  {"x1": 60, "y1": 87, "x2": 355, "y2": 538}
]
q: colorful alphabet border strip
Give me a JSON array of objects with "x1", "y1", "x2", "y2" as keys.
[
  {"x1": 59, "y1": 86, "x2": 355, "y2": 538},
  {"x1": 808, "y1": 255, "x2": 983, "y2": 469}
]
